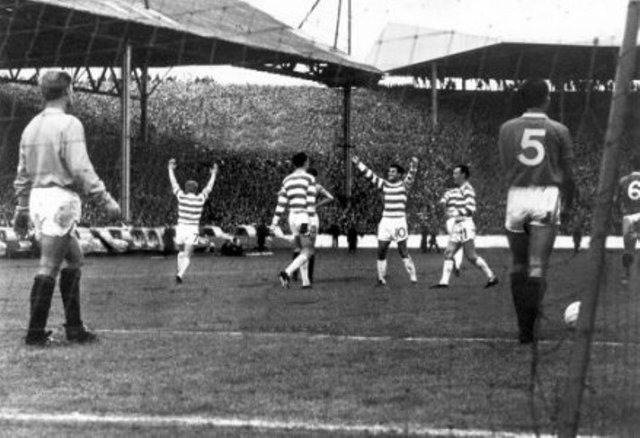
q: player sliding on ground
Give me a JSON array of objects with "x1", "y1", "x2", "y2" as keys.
[
  {"x1": 271, "y1": 152, "x2": 316, "y2": 289},
  {"x1": 352, "y1": 155, "x2": 418, "y2": 285},
  {"x1": 498, "y1": 78, "x2": 576, "y2": 344},
  {"x1": 168, "y1": 158, "x2": 218, "y2": 284},
  {"x1": 432, "y1": 165, "x2": 498, "y2": 289},
  {"x1": 617, "y1": 159, "x2": 640, "y2": 283}
]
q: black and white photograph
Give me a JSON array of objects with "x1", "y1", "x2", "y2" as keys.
[{"x1": 0, "y1": 0, "x2": 639, "y2": 436}]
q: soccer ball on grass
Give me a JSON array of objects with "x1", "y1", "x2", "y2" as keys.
[{"x1": 563, "y1": 301, "x2": 581, "y2": 329}]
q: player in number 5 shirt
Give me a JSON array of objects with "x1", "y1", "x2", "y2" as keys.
[
  {"x1": 498, "y1": 78, "x2": 576, "y2": 344},
  {"x1": 617, "y1": 164, "x2": 640, "y2": 283}
]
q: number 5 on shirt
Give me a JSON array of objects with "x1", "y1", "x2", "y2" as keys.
[{"x1": 518, "y1": 128, "x2": 546, "y2": 167}]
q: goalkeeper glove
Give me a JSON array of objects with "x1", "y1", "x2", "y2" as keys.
[{"x1": 299, "y1": 223, "x2": 309, "y2": 235}]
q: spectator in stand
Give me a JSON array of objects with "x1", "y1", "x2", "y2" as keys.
[{"x1": 329, "y1": 222, "x2": 341, "y2": 249}]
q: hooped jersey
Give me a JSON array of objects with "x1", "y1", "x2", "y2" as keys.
[
  {"x1": 498, "y1": 112, "x2": 573, "y2": 188},
  {"x1": 619, "y1": 172, "x2": 640, "y2": 215}
]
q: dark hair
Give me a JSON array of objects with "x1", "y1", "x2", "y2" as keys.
[
  {"x1": 292, "y1": 152, "x2": 308, "y2": 168},
  {"x1": 455, "y1": 164, "x2": 470, "y2": 179},
  {"x1": 519, "y1": 78, "x2": 549, "y2": 109},
  {"x1": 389, "y1": 164, "x2": 405, "y2": 175},
  {"x1": 185, "y1": 180, "x2": 199, "y2": 194},
  {"x1": 307, "y1": 167, "x2": 318, "y2": 177},
  {"x1": 40, "y1": 70, "x2": 72, "y2": 101},
  {"x1": 631, "y1": 155, "x2": 640, "y2": 171}
]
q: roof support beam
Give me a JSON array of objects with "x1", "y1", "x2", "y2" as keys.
[{"x1": 431, "y1": 62, "x2": 438, "y2": 127}]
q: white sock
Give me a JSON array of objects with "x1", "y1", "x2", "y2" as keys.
[
  {"x1": 376, "y1": 259, "x2": 387, "y2": 280},
  {"x1": 439, "y1": 259, "x2": 454, "y2": 285},
  {"x1": 454, "y1": 249, "x2": 464, "y2": 270},
  {"x1": 177, "y1": 252, "x2": 190, "y2": 277},
  {"x1": 286, "y1": 253, "x2": 309, "y2": 276},
  {"x1": 300, "y1": 261, "x2": 310, "y2": 286},
  {"x1": 402, "y1": 257, "x2": 417, "y2": 282},
  {"x1": 475, "y1": 257, "x2": 494, "y2": 279}
]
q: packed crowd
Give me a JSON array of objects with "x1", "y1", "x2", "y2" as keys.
[{"x1": 0, "y1": 81, "x2": 619, "y2": 235}]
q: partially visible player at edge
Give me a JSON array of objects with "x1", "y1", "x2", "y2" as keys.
[
  {"x1": 271, "y1": 152, "x2": 316, "y2": 289},
  {"x1": 13, "y1": 70, "x2": 121, "y2": 345},
  {"x1": 352, "y1": 155, "x2": 418, "y2": 285},
  {"x1": 498, "y1": 78, "x2": 576, "y2": 344},
  {"x1": 617, "y1": 160, "x2": 640, "y2": 283},
  {"x1": 291, "y1": 167, "x2": 334, "y2": 283},
  {"x1": 168, "y1": 158, "x2": 218, "y2": 284},
  {"x1": 432, "y1": 165, "x2": 498, "y2": 289}
]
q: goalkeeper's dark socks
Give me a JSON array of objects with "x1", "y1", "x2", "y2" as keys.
[
  {"x1": 25, "y1": 275, "x2": 55, "y2": 345},
  {"x1": 510, "y1": 272, "x2": 529, "y2": 342},
  {"x1": 60, "y1": 268, "x2": 82, "y2": 327},
  {"x1": 308, "y1": 255, "x2": 315, "y2": 283}
]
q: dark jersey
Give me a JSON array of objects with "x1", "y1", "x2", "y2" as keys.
[
  {"x1": 619, "y1": 172, "x2": 640, "y2": 215},
  {"x1": 498, "y1": 112, "x2": 573, "y2": 187}
]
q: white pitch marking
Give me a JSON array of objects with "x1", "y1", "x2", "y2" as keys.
[
  {"x1": 0, "y1": 409, "x2": 567, "y2": 437},
  {"x1": 91, "y1": 328, "x2": 632, "y2": 348}
]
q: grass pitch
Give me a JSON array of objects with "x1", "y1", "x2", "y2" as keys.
[{"x1": 0, "y1": 249, "x2": 638, "y2": 436}]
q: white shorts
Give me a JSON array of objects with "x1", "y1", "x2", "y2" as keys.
[
  {"x1": 288, "y1": 211, "x2": 310, "y2": 237},
  {"x1": 174, "y1": 225, "x2": 200, "y2": 246},
  {"x1": 446, "y1": 217, "x2": 476, "y2": 244},
  {"x1": 30, "y1": 187, "x2": 81, "y2": 239},
  {"x1": 505, "y1": 186, "x2": 561, "y2": 233},
  {"x1": 377, "y1": 217, "x2": 408, "y2": 242},
  {"x1": 622, "y1": 212, "x2": 640, "y2": 237}
]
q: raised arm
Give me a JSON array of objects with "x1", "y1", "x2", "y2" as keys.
[
  {"x1": 352, "y1": 155, "x2": 385, "y2": 190},
  {"x1": 167, "y1": 158, "x2": 181, "y2": 195},
  {"x1": 200, "y1": 163, "x2": 218, "y2": 198},
  {"x1": 315, "y1": 184, "x2": 335, "y2": 209},
  {"x1": 403, "y1": 157, "x2": 419, "y2": 188}
]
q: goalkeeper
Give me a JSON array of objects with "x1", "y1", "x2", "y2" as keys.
[{"x1": 13, "y1": 70, "x2": 120, "y2": 346}]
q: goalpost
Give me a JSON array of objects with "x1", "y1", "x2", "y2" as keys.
[{"x1": 558, "y1": 1, "x2": 640, "y2": 436}]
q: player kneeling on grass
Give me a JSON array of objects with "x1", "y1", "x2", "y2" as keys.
[
  {"x1": 432, "y1": 165, "x2": 498, "y2": 289},
  {"x1": 271, "y1": 152, "x2": 316, "y2": 289},
  {"x1": 13, "y1": 70, "x2": 121, "y2": 346},
  {"x1": 168, "y1": 158, "x2": 218, "y2": 284},
  {"x1": 352, "y1": 155, "x2": 418, "y2": 285},
  {"x1": 498, "y1": 78, "x2": 576, "y2": 344},
  {"x1": 617, "y1": 159, "x2": 640, "y2": 283}
]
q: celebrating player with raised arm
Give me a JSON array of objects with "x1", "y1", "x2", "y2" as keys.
[
  {"x1": 617, "y1": 161, "x2": 640, "y2": 283},
  {"x1": 352, "y1": 155, "x2": 418, "y2": 285},
  {"x1": 432, "y1": 165, "x2": 498, "y2": 289},
  {"x1": 168, "y1": 158, "x2": 218, "y2": 284},
  {"x1": 13, "y1": 70, "x2": 121, "y2": 345},
  {"x1": 271, "y1": 152, "x2": 316, "y2": 289},
  {"x1": 498, "y1": 78, "x2": 576, "y2": 344}
]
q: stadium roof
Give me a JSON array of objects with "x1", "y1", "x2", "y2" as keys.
[
  {"x1": 367, "y1": 23, "x2": 623, "y2": 81},
  {"x1": 0, "y1": 0, "x2": 381, "y2": 86}
]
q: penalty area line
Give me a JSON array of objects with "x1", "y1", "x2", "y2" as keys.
[
  {"x1": 0, "y1": 409, "x2": 559, "y2": 437},
  {"x1": 92, "y1": 328, "x2": 631, "y2": 348}
]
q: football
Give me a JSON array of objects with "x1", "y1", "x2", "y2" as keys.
[{"x1": 564, "y1": 301, "x2": 581, "y2": 328}]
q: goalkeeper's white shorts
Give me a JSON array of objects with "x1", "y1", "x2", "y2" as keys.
[
  {"x1": 30, "y1": 186, "x2": 81, "y2": 239},
  {"x1": 377, "y1": 217, "x2": 408, "y2": 242}
]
